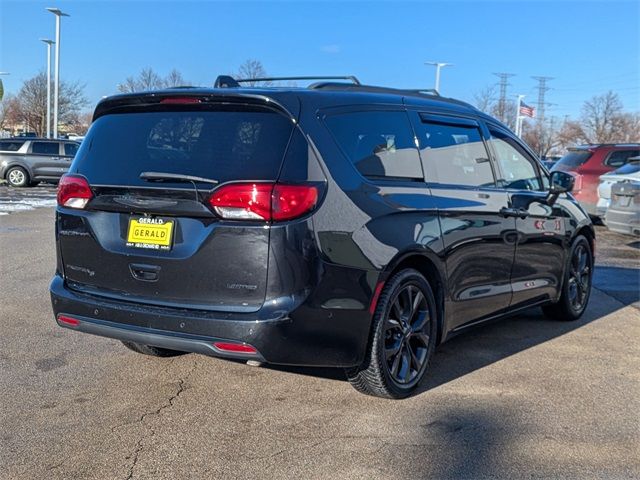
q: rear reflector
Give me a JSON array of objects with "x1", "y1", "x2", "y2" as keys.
[
  {"x1": 57, "y1": 315, "x2": 81, "y2": 327},
  {"x1": 213, "y1": 341, "x2": 258, "y2": 354},
  {"x1": 369, "y1": 281, "x2": 385, "y2": 315},
  {"x1": 209, "y1": 182, "x2": 318, "y2": 222},
  {"x1": 57, "y1": 174, "x2": 93, "y2": 209}
]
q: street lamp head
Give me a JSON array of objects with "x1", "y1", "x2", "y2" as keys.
[
  {"x1": 46, "y1": 7, "x2": 70, "y2": 17},
  {"x1": 0, "y1": 72, "x2": 10, "y2": 76},
  {"x1": 40, "y1": 38, "x2": 55, "y2": 45},
  {"x1": 425, "y1": 61, "x2": 454, "y2": 68}
]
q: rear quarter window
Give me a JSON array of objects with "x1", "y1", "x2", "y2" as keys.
[
  {"x1": 0, "y1": 140, "x2": 25, "y2": 152},
  {"x1": 324, "y1": 110, "x2": 424, "y2": 181},
  {"x1": 605, "y1": 150, "x2": 640, "y2": 168},
  {"x1": 73, "y1": 107, "x2": 295, "y2": 186}
]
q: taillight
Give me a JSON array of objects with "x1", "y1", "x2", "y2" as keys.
[
  {"x1": 571, "y1": 173, "x2": 583, "y2": 192},
  {"x1": 57, "y1": 174, "x2": 93, "y2": 209},
  {"x1": 209, "y1": 182, "x2": 318, "y2": 222},
  {"x1": 272, "y1": 184, "x2": 319, "y2": 221}
]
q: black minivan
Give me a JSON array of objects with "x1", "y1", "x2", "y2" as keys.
[{"x1": 50, "y1": 77, "x2": 593, "y2": 398}]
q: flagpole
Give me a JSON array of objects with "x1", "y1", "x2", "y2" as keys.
[{"x1": 515, "y1": 95, "x2": 525, "y2": 137}]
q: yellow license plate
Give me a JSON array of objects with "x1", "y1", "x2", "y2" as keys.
[{"x1": 126, "y1": 217, "x2": 174, "y2": 250}]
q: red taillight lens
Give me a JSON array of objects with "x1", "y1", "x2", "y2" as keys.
[
  {"x1": 272, "y1": 184, "x2": 319, "y2": 221},
  {"x1": 209, "y1": 183, "x2": 273, "y2": 220},
  {"x1": 57, "y1": 315, "x2": 80, "y2": 327},
  {"x1": 213, "y1": 342, "x2": 258, "y2": 354},
  {"x1": 209, "y1": 182, "x2": 318, "y2": 222},
  {"x1": 571, "y1": 173, "x2": 583, "y2": 192},
  {"x1": 57, "y1": 174, "x2": 93, "y2": 209}
]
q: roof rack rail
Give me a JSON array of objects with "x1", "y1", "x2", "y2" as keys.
[
  {"x1": 308, "y1": 83, "x2": 441, "y2": 97},
  {"x1": 214, "y1": 75, "x2": 361, "y2": 88}
]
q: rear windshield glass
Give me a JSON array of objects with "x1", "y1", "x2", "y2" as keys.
[
  {"x1": 554, "y1": 151, "x2": 592, "y2": 169},
  {"x1": 73, "y1": 108, "x2": 294, "y2": 186}
]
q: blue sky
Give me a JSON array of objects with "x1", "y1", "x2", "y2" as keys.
[{"x1": 1, "y1": 0, "x2": 638, "y2": 119}]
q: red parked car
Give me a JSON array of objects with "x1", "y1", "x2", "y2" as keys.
[{"x1": 552, "y1": 144, "x2": 640, "y2": 216}]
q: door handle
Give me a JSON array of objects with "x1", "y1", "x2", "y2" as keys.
[{"x1": 500, "y1": 207, "x2": 530, "y2": 219}]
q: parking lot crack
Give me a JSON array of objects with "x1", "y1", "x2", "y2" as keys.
[{"x1": 122, "y1": 359, "x2": 197, "y2": 479}]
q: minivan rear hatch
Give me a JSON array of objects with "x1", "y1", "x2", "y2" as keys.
[{"x1": 58, "y1": 97, "x2": 297, "y2": 312}]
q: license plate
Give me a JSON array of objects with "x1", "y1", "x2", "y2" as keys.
[
  {"x1": 126, "y1": 217, "x2": 174, "y2": 251},
  {"x1": 615, "y1": 196, "x2": 631, "y2": 207}
]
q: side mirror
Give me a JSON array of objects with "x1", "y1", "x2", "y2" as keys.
[{"x1": 547, "y1": 171, "x2": 574, "y2": 205}]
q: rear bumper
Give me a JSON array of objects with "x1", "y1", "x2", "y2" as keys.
[
  {"x1": 50, "y1": 274, "x2": 371, "y2": 367},
  {"x1": 604, "y1": 209, "x2": 640, "y2": 236}
]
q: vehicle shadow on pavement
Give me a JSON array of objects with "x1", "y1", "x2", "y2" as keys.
[{"x1": 265, "y1": 267, "x2": 638, "y2": 392}]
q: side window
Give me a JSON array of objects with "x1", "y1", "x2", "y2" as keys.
[
  {"x1": 0, "y1": 141, "x2": 25, "y2": 152},
  {"x1": 64, "y1": 143, "x2": 79, "y2": 157},
  {"x1": 489, "y1": 127, "x2": 542, "y2": 191},
  {"x1": 606, "y1": 150, "x2": 640, "y2": 168},
  {"x1": 324, "y1": 111, "x2": 423, "y2": 180},
  {"x1": 31, "y1": 142, "x2": 60, "y2": 155},
  {"x1": 413, "y1": 119, "x2": 495, "y2": 187}
]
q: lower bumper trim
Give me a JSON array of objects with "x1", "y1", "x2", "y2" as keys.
[{"x1": 56, "y1": 313, "x2": 265, "y2": 362}]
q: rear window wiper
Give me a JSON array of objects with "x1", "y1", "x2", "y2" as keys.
[{"x1": 139, "y1": 171, "x2": 219, "y2": 185}]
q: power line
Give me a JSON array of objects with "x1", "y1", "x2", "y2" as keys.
[
  {"x1": 493, "y1": 72, "x2": 515, "y2": 122},
  {"x1": 532, "y1": 76, "x2": 554, "y2": 122}
]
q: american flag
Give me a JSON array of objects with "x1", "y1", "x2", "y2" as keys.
[{"x1": 519, "y1": 102, "x2": 536, "y2": 118}]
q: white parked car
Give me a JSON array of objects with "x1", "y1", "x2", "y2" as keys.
[{"x1": 596, "y1": 157, "x2": 640, "y2": 218}]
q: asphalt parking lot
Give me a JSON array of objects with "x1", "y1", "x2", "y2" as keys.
[{"x1": 1, "y1": 185, "x2": 639, "y2": 479}]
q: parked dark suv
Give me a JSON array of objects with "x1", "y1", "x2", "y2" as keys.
[{"x1": 50, "y1": 76, "x2": 594, "y2": 398}]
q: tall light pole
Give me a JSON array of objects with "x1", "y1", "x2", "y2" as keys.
[
  {"x1": 47, "y1": 7, "x2": 69, "y2": 139},
  {"x1": 40, "y1": 39, "x2": 55, "y2": 138},
  {"x1": 425, "y1": 61, "x2": 453, "y2": 94}
]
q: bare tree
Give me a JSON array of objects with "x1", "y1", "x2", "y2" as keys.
[
  {"x1": 234, "y1": 60, "x2": 273, "y2": 86},
  {"x1": 616, "y1": 112, "x2": 640, "y2": 143},
  {"x1": 473, "y1": 85, "x2": 497, "y2": 114},
  {"x1": 11, "y1": 71, "x2": 87, "y2": 136},
  {"x1": 556, "y1": 120, "x2": 586, "y2": 150},
  {"x1": 164, "y1": 68, "x2": 186, "y2": 88},
  {"x1": 118, "y1": 68, "x2": 189, "y2": 93},
  {"x1": 522, "y1": 118, "x2": 561, "y2": 158},
  {"x1": 472, "y1": 84, "x2": 516, "y2": 129},
  {"x1": 579, "y1": 91, "x2": 626, "y2": 144}
]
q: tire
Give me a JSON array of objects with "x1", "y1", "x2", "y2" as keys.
[
  {"x1": 346, "y1": 269, "x2": 438, "y2": 399},
  {"x1": 121, "y1": 341, "x2": 187, "y2": 357},
  {"x1": 6, "y1": 166, "x2": 30, "y2": 188},
  {"x1": 542, "y1": 235, "x2": 593, "y2": 321}
]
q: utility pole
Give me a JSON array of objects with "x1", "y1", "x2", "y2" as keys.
[
  {"x1": 47, "y1": 7, "x2": 70, "y2": 139},
  {"x1": 425, "y1": 62, "x2": 453, "y2": 94},
  {"x1": 40, "y1": 39, "x2": 55, "y2": 138},
  {"x1": 493, "y1": 73, "x2": 516, "y2": 123},
  {"x1": 531, "y1": 76, "x2": 553, "y2": 122}
]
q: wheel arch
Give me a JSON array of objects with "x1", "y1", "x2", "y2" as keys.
[
  {"x1": 4, "y1": 161, "x2": 33, "y2": 181},
  {"x1": 575, "y1": 224, "x2": 596, "y2": 259},
  {"x1": 380, "y1": 248, "x2": 447, "y2": 345}
]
